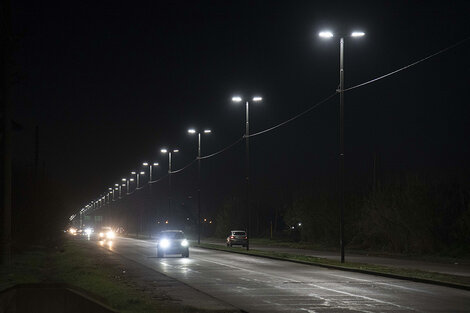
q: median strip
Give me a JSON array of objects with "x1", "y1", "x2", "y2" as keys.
[{"x1": 196, "y1": 243, "x2": 470, "y2": 291}]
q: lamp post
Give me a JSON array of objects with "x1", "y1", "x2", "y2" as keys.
[
  {"x1": 131, "y1": 171, "x2": 145, "y2": 190},
  {"x1": 143, "y1": 162, "x2": 159, "y2": 183},
  {"x1": 232, "y1": 95, "x2": 262, "y2": 250},
  {"x1": 188, "y1": 128, "x2": 211, "y2": 245},
  {"x1": 109, "y1": 187, "x2": 114, "y2": 201},
  {"x1": 319, "y1": 30, "x2": 365, "y2": 263},
  {"x1": 137, "y1": 172, "x2": 145, "y2": 189},
  {"x1": 117, "y1": 183, "x2": 122, "y2": 199},
  {"x1": 161, "y1": 148, "x2": 179, "y2": 213},
  {"x1": 120, "y1": 177, "x2": 127, "y2": 195}
]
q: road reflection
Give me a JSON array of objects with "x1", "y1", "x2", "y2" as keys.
[{"x1": 99, "y1": 239, "x2": 114, "y2": 251}]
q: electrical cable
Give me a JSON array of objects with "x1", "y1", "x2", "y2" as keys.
[
  {"x1": 148, "y1": 174, "x2": 169, "y2": 184},
  {"x1": 247, "y1": 92, "x2": 338, "y2": 138},
  {"x1": 198, "y1": 136, "x2": 244, "y2": 160},
  {"x1": 169, "y1": 158, "x2": 198, "y2": 174},
  {"x1": 344, "y1": 36, "x2": 470, "y2": 92}
]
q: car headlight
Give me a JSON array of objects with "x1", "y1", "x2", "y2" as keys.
[
  {"x1": 106, "y1": 231, "x2": 115, "y2": 239},
  {"x1": 85, "y1": 228, "x2": 93, "y2": 235},
  {"x1": 160, "y1": 239, "x2": 170, "y2": 249},
  {"x1": 99, "y1": 232, "x2": 104, "y2": 237},
  {"x1": 181, "y1": 239, "x2": 188, "y2": 247}
]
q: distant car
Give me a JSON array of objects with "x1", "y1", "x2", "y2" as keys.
[
  {"x1": 156, "y1": 230, "x2": 189, "y2": 258},
  {"x1": 91, "y1": 226, "x2": 115, "y2": 241},
  {"x1": 226, "y1": 230, "x2": 248, "y2": 247}
]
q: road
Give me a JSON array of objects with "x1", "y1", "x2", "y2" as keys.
[
  {"x1": 204, "y1": 240, "x2": 470, "y2": 278},
  {"x1": 96, "y1": 237, "x2": 470, "y2": 312}
]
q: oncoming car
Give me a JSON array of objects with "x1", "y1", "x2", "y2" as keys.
[
  {"x1": 156, "y1": 230, "x2": 189, "y2": 258},
  {"x1": 226, "y1": 230, "x2": 248, "y2": 247},
  {"x1": 91, "y1": 226, "x2": 115, "y2": 241}
]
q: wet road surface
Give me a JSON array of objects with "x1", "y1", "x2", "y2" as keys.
[{"x1": 95, "y1": 237, "x2": 470, "y2": 312}]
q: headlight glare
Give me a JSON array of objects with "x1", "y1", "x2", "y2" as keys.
[
  {"x1": 106, "y1": 231, "x2": 115, "y2": 239},
  {"x1": 160, "y1": 239, "x2": 170, "y2": 249},
  {"x1": 181, "y1": 239, "x2": 188, "y2": 247}
]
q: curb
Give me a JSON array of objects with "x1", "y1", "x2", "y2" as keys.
[{"x1": 197, "y1": 244, "x2": 470, "y2": 292}]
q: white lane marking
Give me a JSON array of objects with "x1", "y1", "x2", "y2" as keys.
[
  {"x1": 195, "y1": 255, "x2": 423, "y2": 312},
  {"x1": 329, "y1": 273, "x2": 434, "y2": 294},
  {"x1": 306, "y1": 282, "x2": 422, "y2": 312}
]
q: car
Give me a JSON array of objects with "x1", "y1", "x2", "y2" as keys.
[
  {"x1": 91, "y1": 226, "x2": 115, "y2": 241},
  {"x1": 226, "y1": 230, "x2": 248, "y2": 247},
  {"x1": 156, "y1": 230, "x2": 189, "y2": 258}
]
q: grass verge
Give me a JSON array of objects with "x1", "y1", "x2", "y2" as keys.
[
  {"x1": 197, "y1": 242, "x2": 470, "y2": 291},
  {"x1": 0, "y1": 237, "x2": 229, "y2": 313}
]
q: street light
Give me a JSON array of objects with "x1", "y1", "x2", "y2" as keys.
[
  {"x1": 130, "y1": 171, "x2": 138, "y2": 190},
  {"x1": 115, "y1": 183, "x2": 121, "y2": 199},
  {"x1": 319, "y1": 29, "x2": 365, "y2": 263},
  {"x1": 188, "y1": 128, "x2": 212, "y2": 245},
  {"x1": 109, "y1": 187, "x2": 114, "y2": 201},
  {"x1": 232, "y1": 95, "x2": 263, "y2": 250},
  {"x1": 161, "y1": 148, "x2": 179, "y2": 213},
  {"x1": 132, "y1": 171, "x2": 145, "y2": 189},
  {"x1": 143, "y1": 162, "x2": 159, "y2": 183}
]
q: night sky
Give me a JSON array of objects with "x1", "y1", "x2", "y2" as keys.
[{"x1": 10, "y1": 0, "x2": 470, "y2": 222}]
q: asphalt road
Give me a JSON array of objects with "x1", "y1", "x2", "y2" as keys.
[
  {"x1": 97, "y1": 237, "x2": 470, "y2": 313},
  {"x1": 204, "y1": 240, "x2": 470, "y2": 277}
]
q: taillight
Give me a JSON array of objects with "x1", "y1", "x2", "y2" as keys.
[
  {"x1": 230, "y1": 236, "x2": 235, "y2": 239},
  {"x1": 244, "y1": 236, "x2": 247, "y2": 239}
]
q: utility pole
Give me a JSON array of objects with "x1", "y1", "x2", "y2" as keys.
[
  {"x1": 339, "y1": 37, "x2": 345, "y2": 263},
  {"x1": 245, "y1": 100, "x2": 250, "y2": 250}
]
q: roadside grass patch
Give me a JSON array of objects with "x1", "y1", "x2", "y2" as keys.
[
  {"x1": 2, "y1": 238, "x2": 231, "y2": 313},
  {"x1": 0, "y1": 248, "x2": 46, "y2": 290}
]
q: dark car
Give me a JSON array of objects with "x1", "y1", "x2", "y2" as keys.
[
  {"x1": 226, "y1": 230, "x2": 248, "y2": 247},
  {"x1": 156, "y1": 230, "x2": 189, "y2": 258}
]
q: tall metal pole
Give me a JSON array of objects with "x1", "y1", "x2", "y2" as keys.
[
  {"x1": 127, "y1": 180, "x2": 130, "y2": 194},
  {"x1": 168, "y1": 152, "x2": 172, "y2": 213},
  {"x1": 245, "y1": 101, "x2": 250, "y2": 250},
  {"x1": 197, "y1": 133, "x2": 201, "y2": 245},
  {"x1": 339, "y1": 37, "x2": 345, "y2": 263},
  {"x1": 149, "y1": 165, "x2": 153, "y2": 183},
  {"x1": 137, "y1": 173, "x2": 140, "y2": 189}
]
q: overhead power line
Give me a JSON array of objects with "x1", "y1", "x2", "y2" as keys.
[
  {"x1": 344, "y1": 36, "x2": 470, "y2": 92},
  {"x1": 170, "y1": 158, "x2": 198, "y2": 174},
  {"x1": 247, "y1": 92, "x2": 338, "y2": 138},
  {"x1": 198, "y1": 137, "x2": 244, "y2": 160}
]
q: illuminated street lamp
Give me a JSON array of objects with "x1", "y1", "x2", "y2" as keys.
[
  {"x1": 143, "y1": 162, "x2": 159, "y2": 183},
  {"x1": 161, "y1": 148, "x2": 179, "y2": 212},
  {"x1": 131, "y1": 171, "x2": 145, "y2": 189},
  {"x1": 109, "y1": 187, "x2": 115, "y2": 201},
  {"x1": 231, "y1": 95, "x2": 263, "y2": 250},
  {"x1": 114, "y1": 184, "x2": 122, "y2": 199},
  {"x1": 188, "y1": 128, "x2": 212, "y2": 245},
  {"x1": 319, "y1": 29, "x2": 365, "y2": 263}
]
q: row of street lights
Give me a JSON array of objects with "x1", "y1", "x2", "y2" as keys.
[{"x1": 76, "y1": 29, "x2": 364, "y2": 262}]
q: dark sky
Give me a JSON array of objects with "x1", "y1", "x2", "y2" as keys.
[{"x1": 10, "y1": 0, "x2": 470, "y2": 220}]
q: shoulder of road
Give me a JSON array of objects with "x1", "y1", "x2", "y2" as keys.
[{"x1": 199, "y1": 239, "x2": 470, "y2": 291}]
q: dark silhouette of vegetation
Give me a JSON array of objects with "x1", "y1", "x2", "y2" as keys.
[{"x1": 216, "y1": 173, "x2": 470, "y2": 257}]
